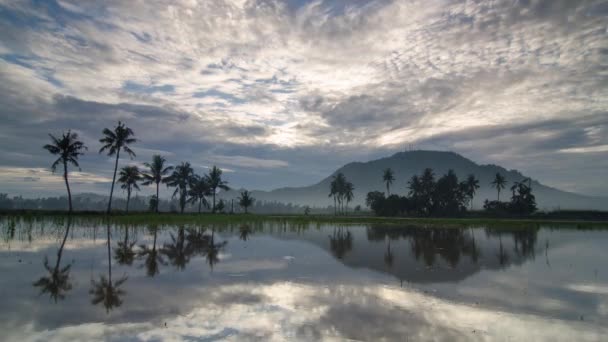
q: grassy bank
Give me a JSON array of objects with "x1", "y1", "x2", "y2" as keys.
[{"x1": 1, "y1": 210, "x2": 608, "y2": 229}]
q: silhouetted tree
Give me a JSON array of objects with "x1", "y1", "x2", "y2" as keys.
[
  {"x1": 239, "y1": 225, "x2": 252, "y2": 241},
  {"x1": 141, "y1": 155, "x2": 173, "y2": 213},
  {"x1": 118, "y1": 166, "x2": 141, "y2": 213},
  {"x1": 344, "y1": 182, "x2": 354, "y2": 214},
  {"x1": 166, "y1": 162, "x2": 194, "y2": 214},
  {"x1": 464, "y1": 174, "x2": 480, "y2": 210},
  {"x1": 383, "y1": 168, "x2": 395, "y2": 195},
  {"x1": 162, "y1": 227, "x2": 190, "y2": 270},
  {"x1": 99, "y1": 121, "x2": 137, "y2": 214},
  {"x1": 205, "y1": 166, "x2": 230, "y2": 213},
  {"x1": 187, "y1": 175, "x2": 211, "y2": 213},
  {"x1": 138, "y1": 226, "x2": 165, "y2": 277},
  {"x1": 328, "y1": 227, "x2": 353, "y2": 259},
  {"x1": 43, "y1": 131, "x2": 87, "y2": 212},
  {"x1": 90, "y1": 223, "x2": 127, "y2": 313},
  {"x1": 491, "y1": 173, "x2": 507, "y2": 202},
  {"x1": 238, "y1": 190, "x2": 255, "y2": 214},
  {"x1": 215, "y1": 199, "x2": 226, "y2": 213},
  {"x1": 33, "y1": 218, "x2": 73, "y2": 302}
]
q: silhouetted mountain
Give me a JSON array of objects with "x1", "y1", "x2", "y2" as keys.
[{"x1": 222, "y1": 150, "x2": 608, "y2": 210}]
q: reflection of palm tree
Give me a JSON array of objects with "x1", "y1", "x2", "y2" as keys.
[
  {"x1": 138, "y1": 226, "x2": 165, "y2": 277},
  {"x1": 114, "y1": 227, "x2": 136, "y2": 266},
  {"x1": 328, "y1": 228, "x2": 353, "y2": 259},
  {"x1": 205, "y1": 229, "x2": 227, "y2": 270},
  {"x1": 239, "y1": 225, "x2": 252, "y2": 241},
  {"x1": 90, "y1": 223, "x2": 127, "y2": 313},
  {"x1": 162, "y1": 227, "x2": 191, "y2": 270},
  {"x1": 497, "y1": 235, "x2": 509, "y2": 267},
  {"x1": 33, "y1": 218, "x2": 73, "y2": 302},
  {"x1": 384, "y1": 241, "x2": 394, "y2": 268}
]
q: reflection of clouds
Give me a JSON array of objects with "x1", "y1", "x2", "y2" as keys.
[
  {"x1": 10, "y1": 282, "x2": 607, "y2": 341},
  {"x1": 216, "y1": 258, "x2": 288, "y2": 273}
]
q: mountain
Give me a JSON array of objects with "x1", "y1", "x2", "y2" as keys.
[{"x1": 222, "y1": 150, "x2": 608, "y2": 210}]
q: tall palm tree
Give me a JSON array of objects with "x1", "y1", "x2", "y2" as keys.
[
  {"x1": 238, "y1": 190, "x2": 255, "y2": 214},
  {"x1": 33, "y1": 217, "x2": 73, "y2": 302},
  {"x1": 383, "y1": 168, "x2": 395, "y2": 195},
  {"x1": 141, "y1": 155, "x2": 173, "y2": 213},
  {"x1": 490, "y1": 173, "x2": 507, "y2": 201},
  {"x1": 90, "y1": 223, "x2": 127, "y2": 313},
  {"x1": 187, "y1": 175, "x2": 211, "y2": 213},
  {"x1": 205, "y1": 166, "x2": 230, "y2": 213},
  {"x1": 344, "y1": 182, "x2": 354, "y2": 214},
  {"x1": 329, "y1": 179, "x2": 338, "y2": 215},
  {"x1": 118, "y1": 166, "x2": 141, "y2": 213},
  {"x1": 465, "y1": 174, "x2": 480, "y2": 210},
  {"x1": 43, "y1": 130, "x2": 87, "y2": 212},
  {"x1": 99, "y1": 121, "x2": 137, "y2": 214},
  {"x1": 166, "y1": 162, "x2": 194, "y2": 214}
]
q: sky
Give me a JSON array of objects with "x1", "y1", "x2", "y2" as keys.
[{"x1": 1, "y1": 0, "x2": 607, "y2": 198}]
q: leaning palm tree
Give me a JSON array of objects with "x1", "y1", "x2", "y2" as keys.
[
  {"x1": 490, "y1": 173, "x2": 507, "y2": 201},
  {"x1": 166, "y1": 162, "x2": 194, "y2": 214},
  {"x1": 187, "y1": 175, "x2": 211, "y2": 213},
  {"x1": 205, "y1": 166, "x2": 230, "y2": 213},
  {"x1": 117, "y1": 166, "x2": 141, "y2": 213},
  {"x1": 43, "y1": 130, "x2": 87, "y2": 212},
  {"x1": 383, "y1": 168, "x2": 395, "y2": 195},
  {"x1": 465, "y1": 174, "x2": 480, "y2": 210},
  {"x1": 141, "y1": 155, "x2": 173, "y2": 213},
  {"x1": 238, "y1": 190, "x2": 255, "y2": 214},
  {"x1": 99, "y1": 121, "x2": 137, "y2": 214}
]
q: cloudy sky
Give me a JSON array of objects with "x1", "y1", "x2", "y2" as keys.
[{"x1": 1, "y1": 0, "x2": 607, "y2": 198}]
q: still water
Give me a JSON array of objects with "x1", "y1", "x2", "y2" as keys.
[{"x1": 1, "y1": 217, "x2": 607, "y2": 341}]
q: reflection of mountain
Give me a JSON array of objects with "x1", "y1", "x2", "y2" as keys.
[{"x1": 221, "y1": 150, "x2": 608, "y2": 210}]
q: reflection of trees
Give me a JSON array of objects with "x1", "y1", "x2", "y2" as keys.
[
  {"x1": 138, "y1": 225, "x2": 165, "y2": 277},
  {"x1": 33, "y1": 218, "x2": 73, "y2": 302},
  {"x1": 384, "y1": 241, "x2": 394, "y2": 269},
  {"x1": 239, "y1": 225, "x2": 252, "y2": 241},
  {"x1": 162, "y1": 226, "x2": 190, "y2": 270},
  {"x1": 205, "y1": 229, "x2": 227, "y2": 270},
  {"x1": 160, "y1": 226, "x2": 228, "y2": 271},
  {"x1": 328, "y1": 227, "x2": 353, "y2": 259},
  {"x1": 114, "y1": 226, "x2": 136, "y2": 266},
  {"x1": 90, "y1": 223, "x2": 127, "y2": 313}
]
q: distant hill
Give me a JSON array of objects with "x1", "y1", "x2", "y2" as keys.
[{"x1": 221, "y1": 150, "x2": 608, "y2": 210}]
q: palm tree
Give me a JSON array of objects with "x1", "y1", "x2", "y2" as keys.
[
  {"x1": 118, "y1": 166, "x2": 141, "y2": 213},
  {"x1": 99, "y1": 121, "x2": 137, "y2": 214},
  {"x1": 33, "y1": 218, "x2": 73, "y2": 302},
  {"x1": 166, "y1": 162, "x2": 194, "y2": 214},
  {"x1": 329, "y1": 179, "x2": 338, "y2": 215},
  {"x1": 205, "y1": 166, "x2": 230, "y2": 213},
  {"x1": 491, "y1": 173, "x2": 507, "y2": 201},
  {"x1": 344, "y1": 181, "x2": 354, "y2": 214},
  {"x1": 383, "y1": 168, "x2": 395, "y2": 195},
  {"x1": 238, "y1": 190, "x2": 255, "y2": 214},
  {"x1": 187, "y1": 175, "x2": 211, "y2": 213},
  {"x1": 90, "y1": 223, "x2": 127, "y2": 313},
  {"x1": 141, "y1": 155, "x2": 173, "y2": 213},
  {"x1": 465, "y1": 174, "x2": 480, "y2": 210},
  {"x1": 43, "y1": 130, "x2": 87, "y2": 212}
]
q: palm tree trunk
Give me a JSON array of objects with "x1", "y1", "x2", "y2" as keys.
[
  {"x1": 56, "y1": 218, "x2": 71, "y2": 269},
  {"x1": 106, "y1": 225, "x2": 112, "y2": 284},
  {"x1": 107, "y1": 150, "x2": 120, "y2": 214},
  {"x1": 212, "y1": 189, "x2": 216, "y2": 213},
  {"x1": 198, "y1": 198, "x2": 202, "y2": 213},
  {"x1": 333, "y1": 196, "x2": 336, "y2": 216},
  {"x1": 63, "y1": 161, "x2": 73, "y2": 213},
  {"x1": 497, "y1": 188, "x2": 500, "y2": 202},
  {"x1": 155, "y1": 181, "x2": 160, "y2": 213},
  {"x1": 386, "y1": 183, "x2": 390, "y2": 196},
  {"x1": 126, "y1": 187, "x2": 131, "y2": 213}
]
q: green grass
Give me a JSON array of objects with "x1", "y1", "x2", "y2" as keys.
[{"x1": 2, "y1": 210, "x2": 608, "y2": 229}]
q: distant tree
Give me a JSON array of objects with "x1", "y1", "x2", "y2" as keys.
[
  {"x1": 43, "y1": 130, "x2": 87, "y2": 212},
  {"x1": 491, "y1": 173, "x2": 507, "y2": 202},
  {"x1": 366, "y1": 191, "x2": 386, "y2": 215},
  {"x1": 166, "y1": 162, "x2": 194, "y2": 214},
  {"x1": 205, "y1": 166, "x2": 230, "y2": 213},
  {"x1": 141, "y1": 155, "x2": 173, "y2": 213},
  {"x1": 304, "y1": 206, "x2": 311, "y2": 216},
  {"x1": 187, "y1": 175, "x2": 211, "y2": 213},
  {"x1": 383, "y1": 168, "x2": 395, "y2": 195},
  {"x1": 238, "y1": 190, "x2": 255, "y2": 214},
  {"x1": 509, "y1": 181, "x2": 537, "y2": 216},
  {"x1": 464, "y1": 174, "x2": 480, "y2": 210},
  {"x1": 329, "y1": 172, "x2": 352, "y2": 215},
  {"x1": 215, "y1": 199, "x2": 226, "y2": 213},
  {"x1": 344, "y1": 181, "x2": 355, "y2": 214},
  {"x1": 148, "y1": 196, "x2": 158, "y2": 212},
  {"x1": 117, "y1": 166, "x2": 141, "y2": 213},
  {"x1": 99, "y1": 121, "x2": 137, "y2": 214}
]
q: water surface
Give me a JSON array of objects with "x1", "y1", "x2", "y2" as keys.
[{"x1": 1, "y1": 218, "x2": 607, "y2": 341}]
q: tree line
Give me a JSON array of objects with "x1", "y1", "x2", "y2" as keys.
[{"x1": 43, "y1": 122, "x2": 255, "y2": 214}]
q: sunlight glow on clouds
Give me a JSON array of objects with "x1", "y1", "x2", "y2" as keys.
[{"x1": 0, "y1": 0, "x2": 607, "y2": 195}]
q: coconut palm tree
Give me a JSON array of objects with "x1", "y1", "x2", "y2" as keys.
[
  {"x1": 43, "y1": 130, "x2": 87, "y2": 212},
  {"x1": 90, "y1": 223, "x2": 127, "y2": 313},
  {"x1": 187, "y1": 175, "x2": 211, "y2": 213},
  {"x1": 205, "y1": 166, "x2": 230, "y2": 213},
  {"x1": 465, "y1": 174, "x2": 480, "y2": 210},
  {"x1": 490, "y1": 173, "x2": 507, "y2": 201},
  {"x1": 99, "y1": 121, "x2": 137, "y2": 214},
  {"x1": 344, "y1": 181, "x2": 354, "y2": 214},
  {"x1": 118, "y1": 166, "x2": 141, "y2": 213},
  {"x1": 383, "y1": 168, "x2": 395, "y2": 195},
  {"x1": 33, "y1": 218, "x2": 73, "y2": 302},
  {"x1": 238, "y1": 190, "x2": 254, "y2": 214},
  {"x1": 141, "y1": 155, "x2": 173, "y2": 213},
  {"x1": 166, "y1": 162, "x2": 194, "y2": 214}
]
